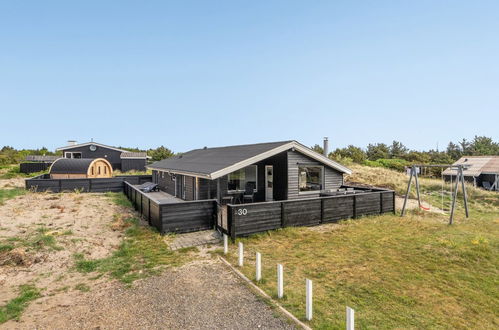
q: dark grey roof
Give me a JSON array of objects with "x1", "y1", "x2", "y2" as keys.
[
  {"x1": 149, "y1": 141, "x2": 293, "y2": 176},
  {"x1": 120, "y1": 152, "x2": 149, "y2": 159},
  {"x1": 49, "y1": 158, "x2": 95, "y2": 174}
]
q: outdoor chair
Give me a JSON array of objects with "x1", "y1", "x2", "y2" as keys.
[
  {"x1": 482, "y1": 181, "x2": 492, "y2": 190},
  {"x1": 243, "y1": 182, "x2": 256, "y2": 203},
  {"x1": 222, "y1": 195, "x2": 234, "y2": 205}
]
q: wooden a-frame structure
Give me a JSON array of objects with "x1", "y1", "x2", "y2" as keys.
[{"x1": 401, "y1": 164, "x2": 469, "y2": 225}]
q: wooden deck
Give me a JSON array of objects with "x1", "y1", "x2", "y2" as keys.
[{"x1": 135, "y1": 187, "x2": 184, "y2": 204}]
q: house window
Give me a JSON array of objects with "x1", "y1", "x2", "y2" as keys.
[
  {"x1": 64, "y1": 152, "x2": 82, "y2": 159},
  {"x1": 298, "y1": 166, "x2": 323, "y2": 193},
  {"x1": 227, "y1": 166, "x2": 257, "y2": 192}
]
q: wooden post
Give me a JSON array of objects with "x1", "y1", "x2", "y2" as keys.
[
  {"x1": 414, "y1": 167, "x2": 422, "y2": 208},
  {"x1": 238, "y1": 242, "x2": 244, "y2": 267},
  {"x1": 346, "y1": 306, "x2": 354, "y2": 330},
  {"x1": 256, "y1": 252, "x2": 261, "y2": 281},
  {"x1": 459, "y1": 166, "x2": 469, "y2": 218},
  {"x1": 306, "y1": 279, "x2": 312, "y2": 321},
  {"x1": 277, "y1": 264, "x2": 283, "y2": 299},
  {"x1": 352, "y1": 195, "x2": 357, "y2": 219},
  {"x1": 401, "y1": 166, "x2": 414, "y2": 216},
  {"x1": 223, "y1": 234, "x2": 228, "y2": 255},
  {"x1": 449, "y1": 166, "x2": 461, "y2": 225}
]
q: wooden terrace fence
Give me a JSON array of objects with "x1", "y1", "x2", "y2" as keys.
[
  {"x1": 26, "y1": 174, "x2": 152, "y2": 192},
  {"x1": 224, "y1": 187, "x2": 395, "y2": 239},
  {"x1": 124, "y1": 182, "x2": 218, "y2": 234}
]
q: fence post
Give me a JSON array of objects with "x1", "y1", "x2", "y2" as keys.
[
  {"x1": 379, "y1": 192, "x2": 383, "y2": 214},
  {"x1": 223, "y1": 234, "x2": 228, "y2": 254},
  {"x1": 346, "y1": 306, "x2": 354, "y2": 330},
  {"x1": 256, "y1": 252, "x2": 261, "y2": 281},
  {"x1": 238, "y1": 242, "x2": 244, "y2": 266},
  {"x1": 277, "y1": 264, "x2": 283, "y2": 298},
  {"x1": 353, "y1": 195, "x2": 357, "y2": 219},
  {"x1": 306, "y1": 279, "x2": 313, "y2": 321}
]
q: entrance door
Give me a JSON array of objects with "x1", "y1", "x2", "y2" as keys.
[{"x1": 265, "y1": 165, "x2": 274, "y2": 201}]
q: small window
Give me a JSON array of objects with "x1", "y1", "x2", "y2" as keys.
[
  {"x1": 91, "y1": 167, "x2": 94, "y2": 175},
  {"x1": 104, "y1": 167, "x2": 107, "y2": 174},
  {"x1": 298, "y1": 166, "x2": 323, "y2": 193},
  {"x1": 98, "y1": 166, "x2": 101, "y2": 175},
  {"x1": 227, "y1": 165, "x2": 257, "y2": 192}
]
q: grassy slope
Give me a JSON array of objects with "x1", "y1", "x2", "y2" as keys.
[
  {"x1": 74, "y1": 192, "x2": 196, "y2": 284},
  {"x1": 225, "y1": 165, "x2": 499, "y2": 329}
]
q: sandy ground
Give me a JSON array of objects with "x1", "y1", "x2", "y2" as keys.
[
  {"x1": 0, "y1": 178, "x2": 24, "y2": 189},
  {"x1": 0, "y1": 189, "x2": 128, "y2": 315},
  {"x1": 5, "y1": 259, "x2": 294, "y2": 329},
  {"x1": 395, "y1": 196, "x2": 445, "y2": 213},
  {"x1": 0, "y1": 182, "x2": 293, "y2": 329}
]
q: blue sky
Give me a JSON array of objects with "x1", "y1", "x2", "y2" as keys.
[{"x1": 1, "y1": 1, "x2": 497, "y2": 153}]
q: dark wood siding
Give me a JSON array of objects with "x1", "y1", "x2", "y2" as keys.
[
  {"x1": 121, "y1": 159, "x2": 146, "y2": 172},
  {"x1": 157, "y1": 171, "x2": 176, "y2": 196},
  {"x1": 227, "y1": 189, "x2": 395, "y2": 238},
  {"x1": 322, "y1": 196, "x2": 355, "y2": 223},
  {"x1": 287, "y1": 150, "x2": 343, "y2": 200},
  {"x1": 230, "y1": 202, "x2": 282, "y2": 237},
  {"x1": 161, "y1": 201, "x2": 215, "y2": 233},
  {"x1": 20, "y1": 162, "x2": 52, "y2": 174},
  {"x1": 184, "y1": 176, "x2": 195, "y2": 201},
  {"x1": 282, "y1": 199, "x2": 322, "y2": 227},
  {"x1": 26, "y1": 174, "x2": 151, "y2": 192},
  {"x1": 60, "y1": 145, "x2": 123, "y2": 170}
]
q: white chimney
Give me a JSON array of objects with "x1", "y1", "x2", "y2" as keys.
[
  {"x1": 67, "y1": 140, "x2": 77, "y2": 146},
  {"x1": 323, "y1": 137, "x2": 329, "y2": 157}
]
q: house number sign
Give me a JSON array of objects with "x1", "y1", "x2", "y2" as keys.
[{"x1": 236, "y1": 208, "x2": 248, "y2": 216}]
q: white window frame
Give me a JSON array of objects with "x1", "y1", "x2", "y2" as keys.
[
  {"x1": 64, "y1": 152, "x2": 82, "y2": 159},
  {"x1": 298, "y1": 165, "x2": 324, "y2": 195},
  {"x1": 227, "y1": 165, "x2": 258, "y2": 192}
]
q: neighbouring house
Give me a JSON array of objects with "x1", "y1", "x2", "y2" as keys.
[
  {"x1": 49, "y1": 158, "x2": 113, "y2": 179},
  {"x1": 56, "y1": 141, "x2": 149, "y2": 172},
  {"x1": 442, "y1": 156, "x2": 499, "y2": 191},
  {"x1": 147, "y1": 140, "x2": 352, "y2": 203},
  {"x1": 20, "y1": 155, "x2": 60, "y2": 174}
]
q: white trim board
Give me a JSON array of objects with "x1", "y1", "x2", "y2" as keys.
[{"x1": 56, "y1": 142, "x2": 128, "y2": 153}]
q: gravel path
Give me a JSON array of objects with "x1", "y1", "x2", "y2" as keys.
[{"x1": 5, "y1": 259, "x2": 295, "y2": 329}]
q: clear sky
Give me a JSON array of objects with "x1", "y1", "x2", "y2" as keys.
[{"x1": 1, "y1": 1, "x2": 498, "y2": 153}]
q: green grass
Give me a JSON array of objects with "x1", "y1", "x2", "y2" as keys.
[
  {"x1": 0, "y1": 285, "x2": 41, "y2": 324},
  {"x1": 0, "y1": 188, "x2": 26, "y2": 204},
  {"x1": 74, "y1": 217, "x2": 195, "y2": 284},
  {"x1": 74, "y1": 283, "x2": 90, "y2": 292},
  {"x1": 0, "y1": 164, "x2": 46, "y2": 179},
  {"x1": 0, "y1": 226, "x2": 62, "y2": 254},
  {"x1": 223, "y1": 165, "x2": 499, "y2": 329},
  {"x1": 105, "y1": 191, "x2": 133, "y2": 208},
  {"x1": 226, "y1": 211, "x2": 498, "y2": 329}
]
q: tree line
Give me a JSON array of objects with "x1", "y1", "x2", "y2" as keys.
[
  {"x1": 312, "y1": 135, "x2": 499, "y2": 172},
  {"x1": 0, "y1": 145, "x2": 174, "y2": 165}
]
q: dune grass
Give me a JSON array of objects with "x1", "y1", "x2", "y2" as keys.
[
  {"x1": 0, "y1": 285, "x2": 41, "y2": 323},
  {"x1": 74, "y1": 217, "x2": 196, "y2": 284},
  {"x1": 0, "y1": 188, "x2": 26, "y2": 205},
  {"x1": 224, "y1": 164, "x2": 499, "y2": 329}
]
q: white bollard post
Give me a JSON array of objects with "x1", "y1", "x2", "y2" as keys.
[
  {"x1": 277, "y1": 264, "x2": 283, "y2": 299},
  {"x1": 238, "y1": 242, "x2": 244, "y2": 267},
  {"x1": 223, "y1": 234, "x2": 228, "y2": 255},
  {"x1": 306, "y1": 279, "x2": 313, "y2": 321},
  {"x1": 346, "y1": 306, "x2": 354, "y2": 330},
  {"x1": 256, "y1": 252, "x2": 261, "y2": 281}
]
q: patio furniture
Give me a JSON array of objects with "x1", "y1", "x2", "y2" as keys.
[
  {"x1": 243, "y1": 182, "x2": 256, "y2": 203},
  {"x1": 222, "y1": 195, "x2": 234, "y2": 205}
]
